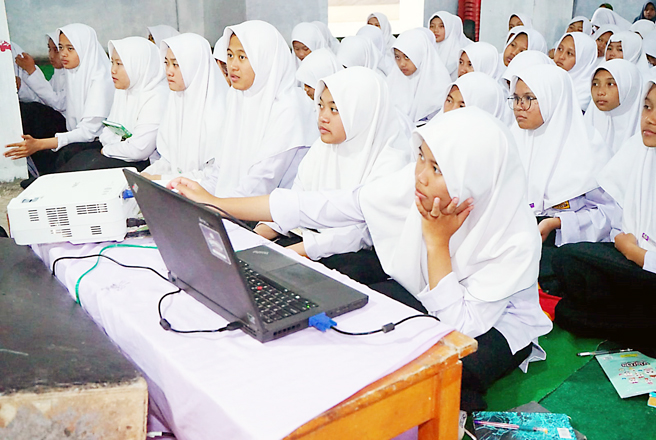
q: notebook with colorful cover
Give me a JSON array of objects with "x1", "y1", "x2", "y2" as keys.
[
  {"x1": 596, "y1": 351, "x2": 656, "y2": 399},
  {"x1": 472, "y1": 411, "x2": 576, "y2": 439}
]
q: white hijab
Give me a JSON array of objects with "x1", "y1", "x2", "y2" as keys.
[
  {"x1": 46, "y1": 31, "x2": 66, "y2": 98},
  {"x1": 213, "y1": 21, "x2": 315, "y2": 196},
  {"x1": 212, "y1": 36, "x2": 227, "y2": 63},
  {"x1": 508, "y1": 12, "x2": 533, "y2": 29},
  {"x1": 591, "y1": 8, "x2": 632, "y2": 31},
  {"x1": 427, "y1": 11, "x2": 471, "y2": 79},
  {"x1": 105, "y1": 37, "x2": 168, "y2": 133},
  {"x1": 460, "y1": 42, "x2": 501, "y2": 79},
  {"x1": 312, "y1": 21, "x2": 340, "y2": 53},
  {"x1": 295, "y1": 48, "x2": 342, "y2": 91},
  {"x1": 643, "y1": 30, "x2": 656, "y2": 58},
  {"x1": 295, "y1": 67, "x2": 408, "y2": 191},
  {"x1": 584, "y1": 59, "x2": 643, "y2": 154},
  {"x1": 556, "y1": 32, "x2": 598, "y2": 110},
  {"x1": 367, "y1": 12, "x2": 396, "y2": 50},
  {"x1": 498, "y1": 27, "x2": 549, "y2": 78},
  {"x1": 608, "y1": 31, "x2": 644, "y2": 64},
  {"x1": 567, "y1": 16, "x2": 593, "y2": 35},
  {"x1": 57, "y1": 23, "x2": 114, "y2": 132},
  {"x1": 443, "y1": 72, "x2": 514, "y2": 125},
  {"x1": 501, "y1": 50, "x2": 554, "y2": 85},
  {"x1": 336, "y1": 36, "x2": 381, "y2": 73},
  {"x1": 631, "y1": 19, "x2": 656, "y2": 37},
  {"x1": 592, "y1": 24, "x2": 620, "y2": 65},
  {"x1": 291, "y1": 22, "x2": 329, "y2": 61},
  {"x1": 510, "y1": 65, "x2": 608, "y2": 213},
  {"x1": 386, "y1": 28, "x2": 452, "y2": 125},
  {"x1": 147, "y1": 25, "x2": 180, "y2": 47},
  {"x1": 155, "y1": 33, "x2": 227, "y2": 176},
  {"x1": 359, "y1": 107, "x2": 541, "y2": 301},
  {"x1": 357, "y1": 24, "x2": 395, "y2": 76}
]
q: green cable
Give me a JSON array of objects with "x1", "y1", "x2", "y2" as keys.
[{"x1": 74, "y1": 243, "x2": 158, "y2": 304}]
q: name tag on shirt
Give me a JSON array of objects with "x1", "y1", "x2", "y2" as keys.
[{"x1": 552, "y1": 200, "x2": 571, "y2": 210}]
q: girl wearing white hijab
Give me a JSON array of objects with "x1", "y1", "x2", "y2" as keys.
[
  {"x1": 501, "y1": 50, "x2": 554, "y2": 87},
  {"x1": 295, "y1": 48, "x2": 342, "y2": 100},
  {"x1": 553, "y1": 80, "x2": 656, "y2": 355},
  {"x1": 386, "y1": 28, "x2": 451, "y2": 126},
  {"x1": 203, "y1": 20, "x2": 315, "y2": 198},
  {"x1": 57, "y1": 36, "x2": 168, "y2": 172},
  {"x1": 167, "y1": 107, "x2": 552, "y2": 413},
  {"x1": 591, "y1": 8, "x2": 632, "y2": 31},
  {"x1": 458, "y1": 42, "x2": 501, "y2": 79},
  {"x1": 567, "y1": 16, "x2": 593, "y2": 35},
  {"x1": 356, "y1": 25, "x2": 395, "y2": 76},
  {"x1": 441, "y1": 72, "x2": 514, "y2": 125},
  {"x1": 212, "y1": 35, "x2": 230, "y2": 86},
  {"x1": 336, "y1": 36, "x2": 383, "y2": 75},
  {"x1": 592, "y1": 24, "x2": 619, "y2": 65},
  {"x1": 147, "y1": 25, "x2": 179, "y2": 47},
  {"x1": 312, "y1": 21, "x2": 340, "y2": 53},
  {"x1": 606, "y1": 31, "x2": 644, "y2": 64},
  {"x1": 142, "y1": 33, "x2": 227, "y2": 183},
  {"x1": 290, "y1": 22, "x2": 328, "y2": 65},
  {"x1": 500, "y1": 27, "x2": 548, "y2": 70},
  {"x1": 630, "y1": 19, "x2": 656, "y2": 37},
  {"x1": 5, "y1": 23, "x2": 114, "y2": 176},
  {"x1": 427, "y1": 11, "x2": 471, "y2": 79},
  {"x1": 554, "y1": 32, "x2": 598, "y2": 111},
  {"x1": 643, "y1": 31, "x2": 656, "y2": 66},
  {"x1": 585, "y1": 59, "x2": 644, "y2": 154},
  {"x1": 509, "y1": 65, "x2": 616, "y2": 245},
  {"x1": 256, "y1": 67, "x2": 410, "y2": 261},
  {"x1": 367, "y1": 12, "x2": 396, "y2": 50},
  {"x1": 508, "y1": 12, "x2": 533, "y2": 30}
]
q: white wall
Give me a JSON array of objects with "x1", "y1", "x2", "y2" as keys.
[
  {"x1": 423, "y1": 0, "x2": 457, "y2": 24},
  {"x1": 573, "y1": 0, "x2": 645, "y2": 23},
  {"x1": 0, "y1": 0, "x2": 27, "y2": 181}
]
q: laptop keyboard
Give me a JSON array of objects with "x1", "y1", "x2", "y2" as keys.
[{"x1": 238, "y1": 260, "x2": 318, "y2": 324}]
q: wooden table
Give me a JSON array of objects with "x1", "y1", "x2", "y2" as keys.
[{"x1": 287, "y1": 331, "x2": 477, "y2": 440}]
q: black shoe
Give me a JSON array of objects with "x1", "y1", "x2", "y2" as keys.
[{"x1": 20, "y1": 176, "x2": 37, "y2": 189}]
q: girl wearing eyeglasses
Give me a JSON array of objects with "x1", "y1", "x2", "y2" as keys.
[{"x1": 508, "y1": 64, "x2": 618, "y2": 292}]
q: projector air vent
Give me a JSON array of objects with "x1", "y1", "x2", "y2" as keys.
[
  {"x1": 90, "y1": 225, "x2": 102, "y2": 235},
  {"x1": 28, "y1": 209, "x2": 39, "y2": 222},
  {"x1": 51, "y1": 228, "x2": 72, "y2": 238},
  {"x1": 76, "y1": 203, "x2": 109, "y2": 215},
  {"x1": 46, "y1": 207, "x2": 69, "y2": 227}
]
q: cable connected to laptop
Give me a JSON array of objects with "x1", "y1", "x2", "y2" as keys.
[
  {"x1": 158, "y1": 290, "x2": 243, "y2": 334},
  {"x1": 309, "y1": 312, "x2": 441, "y2": 336},
  {"x1": 199, "y1": 202, "x2": 255, "y2": 231}
]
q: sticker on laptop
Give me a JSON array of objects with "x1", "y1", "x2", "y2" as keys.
[{"x1": 199, "y1": 220, "x2": 231, "y2": 265}]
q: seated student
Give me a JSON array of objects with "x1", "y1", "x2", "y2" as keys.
[
  {"x1": 441, "y1": 72, "x2": 514, "y2": 125},
  {"x1": 5, "y1": 23, "x2": 114, "y2": 178},
  {"x1": 630, "y1": 18, "x2": 655, "y2": 37},
  {"x1": 336, "y1": 36, "x2": 383, "y2": 75},
  {"x1": 553, "y1": 81, "x2": 656, "y2": 355},
  {"x1": 255, "y1": 67, "x2": 409, "y2": 260},
  {"x1": 147, "y1": 25, "x2": 179, "y2": 46},
  {"x1": 167, "y1": 107, "x2": 553, "y2": 413},
  {"x1": 500, "y1": 50, "x2": 553, "y2": 90},
  {"x1": 212, "y1": 35, "x2": 231, "y2": 87},
  {"x1": 591, "y1": 7, "x2": 632, "y2": 32},
  {"x1": 567, "y1": 16, "x2": 593, "y2": 35},
  {"x1": 585, "y1": 59, "x2": 643, "y2": 153},
  {"x1": 458, "y1": 42, "x2": 501, "y2": 79},
  {"x1": 643, "y1": 31, "x2": 656, "y2": 66},
  {"x1": 554, "y1": 33, "x2": 598, "y2": 111},
  {"x1": 427, "y1": 11, "x2": 471, "y2": 79},
  {"x1": 13, "y1": 33, "x2": 67, "y2": 141},
  {"x1": 141, "y1": 33, "x2": 227, "y2": 182},
  {"x1": 55, "y1": 36, "x2": 168, "y2": 173},
  {"x1": 366, "y1": 12, "x2": 396, "y2": 51},
  {"x1": 498, "y1": 26, "x2": 548, "y2": 78},
  {"x1": 295, "y1": 48, "x2": 342, "y2": 100},
  {"x1": 290, "y1": 22, "x2": 329, "y2": 66},
  {"x1": 592, "y1": 24, "x2": 619, "y2": 65},
  {"x1": 509, "y1": 65, "x2": 616, "y2": 291},
  {"x1": 201, "y1": 20, "x2": 315, "y2": 198},
  {"x1": 606, "y1": 31, "x2": 644, "y2": 63},
  {"x1": 356, "y1": 25, "x2": 395, "y2": 76},
  {"x1": 312, "y1": 21, "x2": 340, "y2": 53},
  {"x1": 508, "y1": 12, "x2": 533, "y2": 30},
  {"x1": 634, "y1": 1, "x2": 656, "y2": 23},
  {"x1": 386, "y1": 28, "x2": 451, "y2": 126}
]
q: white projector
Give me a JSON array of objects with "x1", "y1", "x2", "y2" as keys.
[{"x1": 8, "y1": 168, "x2": 138, "y2": 245}]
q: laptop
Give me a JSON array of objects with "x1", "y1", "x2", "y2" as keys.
[{"x1": 123, "y1": 170, "x2": 368, "y2": 342}]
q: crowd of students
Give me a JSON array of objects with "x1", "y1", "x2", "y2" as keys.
[{"x1": 7, "y1": 3, "x2": 656, "y2": 433}]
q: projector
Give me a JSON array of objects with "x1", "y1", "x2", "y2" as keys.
[{"x1": 8, "y1": 168, "x2": 138, "y2": 245}]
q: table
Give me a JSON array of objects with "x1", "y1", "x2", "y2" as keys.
[
  {"x1": 34, "y1": 224, "x2": 475, "y2": 440},
  {"x1": 287, "y1": 331, "x2": 476, "y2": 440}
]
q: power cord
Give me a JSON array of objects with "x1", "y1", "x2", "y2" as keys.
[{"x1": 157, "y1": 290, "x2": 243, "y2": 334}]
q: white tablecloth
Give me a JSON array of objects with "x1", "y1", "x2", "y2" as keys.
[{"x1": 34, "y1": 223, "x2": 454, "y2": 440}]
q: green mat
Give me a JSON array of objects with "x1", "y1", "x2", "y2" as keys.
[
  {"x1": 485, "y1": 324, "x2": 602, "y2": 410},
  {"x1": 38, "y1": 64, "x2": 54, "y2": 81},
  {"x1": 540, "y1": 359, "x2": 656, "y2": 439}
]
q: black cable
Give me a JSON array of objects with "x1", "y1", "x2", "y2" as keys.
[
  {"x1": 331, "y1": 314, "x2": 441, "y2": 336},
  {"x1": 52, "y1": 254, "x2": 169, "y2": 282},
  {"x1": 157, "y1": 289, "x2": 243, "y2": 334},
  {"x1": 199, "y1": 202, "x2": 254, "y2": 231}
]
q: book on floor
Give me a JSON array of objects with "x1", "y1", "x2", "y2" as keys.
[
  {"x1": 472, "y1": 411, "x2": 576, "y2": 439},
  {"x1": 596, "y1": 351, "x2": 656, "y2": 399}
]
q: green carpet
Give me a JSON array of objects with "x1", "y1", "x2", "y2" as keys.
[
  {"x1": 540, "y1": 359, "x2": 656, "y2": 439},
  {"x1": 485, "y1": 324, "x2": 602, "y2": 410},
  {"x1": 39, "y1": 64, "x2": 54, "y2": 80}
]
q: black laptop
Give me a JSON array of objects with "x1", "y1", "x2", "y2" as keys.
[{"x1": 123, "y1": 170, "x2": 368, "y2": 342}]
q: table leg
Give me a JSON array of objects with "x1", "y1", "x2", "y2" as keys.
[{"x1": 418, "y1": 360, "x2": 462, "y2": 440}]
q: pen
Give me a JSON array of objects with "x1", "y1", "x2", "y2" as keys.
[
  {"x1": 473, "y1": 420, "x2": 548, "y2": 433},
  {"x1": 577, "y1": 348, "x2": 633, "y2": 357}
]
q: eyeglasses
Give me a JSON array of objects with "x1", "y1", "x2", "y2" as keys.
[{"x1": 507, "y1": 95, "x2": 537, "y2": 110}]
